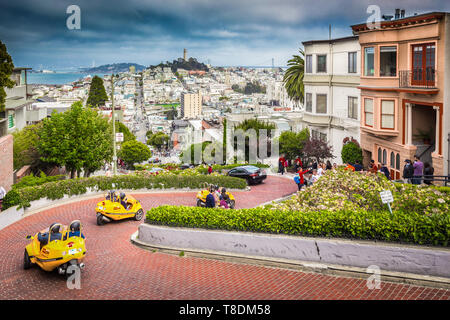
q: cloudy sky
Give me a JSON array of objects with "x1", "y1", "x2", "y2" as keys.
[{"x1": 1, "y1": 0, "x2": 449, "y2": 69}]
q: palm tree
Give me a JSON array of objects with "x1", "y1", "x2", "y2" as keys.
[{"x1": 283, "y1": 49, "x2": 305, "y2": 107}]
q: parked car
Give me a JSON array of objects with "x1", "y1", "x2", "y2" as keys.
[
  {"x1": 227, "y1": 165, "x2": 267, "y2": 185},
  {"x1": 180, "y1": 163, "x2": 195, "y2": 170}
]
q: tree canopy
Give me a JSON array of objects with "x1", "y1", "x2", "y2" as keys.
[
  {"x1": 12, "y1": 123, "x2": 43, "y2": 171},
  {"x1": 278, "y1": 128, "x2": 310, "y2": 160},
  {"x1": 38, "y1": 101, "x2": 113, "y2": 178},
  {"x1": 116, "y1": 121, "x2": 136, "y2": 142},
  {"x1": 147, "y1": 131, "x2": 169, "y2": 150},
  {"x1": 341, "y1": 141, "x2": 363, "y2": 164},
  {"x1": 283, "y1": 49, "x2": 305, "y2": 105},
  {"x1": 0, "y1": 40, "x2": 15, "y2": 113},
  {"x1": 86, "y1": 75, "x2": 108, "y2": 108},
  {"x1": 303, "y1": 137, "x2": 334, "y2": 164},
  {"x1": 118, "y1": 140, "x2": 152, "y2": 168}
]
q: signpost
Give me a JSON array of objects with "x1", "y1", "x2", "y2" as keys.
[{"x1": 380, "y1": 190, "x2": 394, "y2": 214}]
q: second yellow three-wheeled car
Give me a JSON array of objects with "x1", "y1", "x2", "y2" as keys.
[{"x1": 95, "y1": 191, "x2": 144, "y2": 225}]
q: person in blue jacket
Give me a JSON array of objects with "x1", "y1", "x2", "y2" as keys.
[{"x1": 205, "y1": 186, "x2": 216, "y2": 208}]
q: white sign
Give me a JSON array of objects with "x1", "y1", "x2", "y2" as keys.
[
  {"x1": 116, "y1": 132, "x2": 124, "y2": 142},
  {"x1": 380, "y1": 190, "x2": 394, "y2": 204}
]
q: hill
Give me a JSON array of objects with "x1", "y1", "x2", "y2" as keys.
[{"x1": 80, "y1": 63, "x2": 146, "y2": 74}]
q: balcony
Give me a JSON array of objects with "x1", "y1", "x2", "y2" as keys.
[{"x1": 399, "y1": 68, "x2": 437, "y2": 89}]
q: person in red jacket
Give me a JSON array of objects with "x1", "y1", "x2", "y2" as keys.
[
  {"x1": 296, "y1": 168, "x2": 310, "y2": 190},
  {"x1": 278, "y1": 155, "x2": 286, "y2": 175},
  {"x1": 207, "y1": 165, "x2": 213, "y2": 174}
]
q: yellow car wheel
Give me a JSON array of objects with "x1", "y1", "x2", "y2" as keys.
[
  {"x1": 97, "y1": 214, "x2": 105, "y2": 226},
  {"x1": 24, "y1": 249, "x2": 32, "y2": 270},
  {"x1": 134, "y1": 209, "x2": 144, "y2": 221}
]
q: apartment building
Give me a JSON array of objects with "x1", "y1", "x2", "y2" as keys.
[
  {"x1": 302, "y1": 36, "x2": 361, "y2": 164},
  {"x1": 352, "y1": 11, "x2": 450, "y2": 178},
  {"x1": 181, "y1": 92, "x2": 202, "y2": 119},
  {"x1": 3, "y1": 67, "x2": 34, "y2": 133}
]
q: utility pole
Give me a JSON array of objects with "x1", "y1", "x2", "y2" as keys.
[{"x1": 111, "y1": 75, "x2": 117, "y2": 175}]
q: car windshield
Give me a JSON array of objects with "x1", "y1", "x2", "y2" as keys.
[{"x1": 242, "y1": 166, "x2": 260, "y2": 172}]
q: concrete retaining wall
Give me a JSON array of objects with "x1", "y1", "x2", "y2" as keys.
[
  {"x1": 138, "y1": 224, "x2": 450, "y2": 278},
  {"x1": 0, "y1": 205, "x2": 24, "y2": 230}
]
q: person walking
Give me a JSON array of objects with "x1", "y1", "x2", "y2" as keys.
[
  {"x1": 278, "y1": 155, "x2": 286, "y2": 175},
  {"x1": 207, "y1": 165, "x2": 213, "y2": 175},
  {"x1": 413, "y1": 155, "x2": 424, "y2": 185},
  {"x1": 294, "y1": 156, "x2": 303, "y2": 172},
  {"x1": 423, "y1": 162, "x2": 434, "y2": 185},
  {"x1": 402, "y1": 159, "x2": 414, "y2": 183}
]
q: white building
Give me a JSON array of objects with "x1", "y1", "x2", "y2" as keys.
[
  {"x1": 181, "y1": 92, "x2": 202, "y2": 119},
  {"x1": 302, "y1": 36, "x2": 361, "y2": 164}
]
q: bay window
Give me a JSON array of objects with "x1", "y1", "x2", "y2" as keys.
[
  {"x1": 316, "y1": 94, "x2": 327, "y2": 114},
  {"x1": 379, "y1": 46, "x2": 397, "y2": 77},
  {"x1": 364, "y1": 47, "x2": 374, "y2": 76},
  {"x1": 381, "y1": 100, "x2": 395, "y2": 129},
  {"x1": 364, "y1": 98, "x2": 373, "y2": 126}
]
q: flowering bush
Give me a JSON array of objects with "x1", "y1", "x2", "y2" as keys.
[{"x1": 269, "y1": 168, "x2": 449, "y2": 217}]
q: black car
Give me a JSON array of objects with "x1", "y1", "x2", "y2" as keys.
[{"x1": 227, "y1": 165, "x2": 267, "y2": 185}]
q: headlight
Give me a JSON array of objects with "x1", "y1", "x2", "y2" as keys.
[{"x1": 98, "y1": 206, "x2": 104, "y2": 210}]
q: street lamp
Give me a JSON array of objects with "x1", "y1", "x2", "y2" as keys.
[{"x1": 111, "y1": 75, "x2": 118, "y2": 176}]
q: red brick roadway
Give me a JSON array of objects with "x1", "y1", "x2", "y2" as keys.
[{"x1": 0, "y1": 175, "x2": 448, "y2": 300}]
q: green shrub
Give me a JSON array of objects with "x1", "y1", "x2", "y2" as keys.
[
  {"x1": 145, "y1": 205, "x2": 449, "y2": 247},
  {"x1": 2, "y1": 175, "x2": 247, "y2": 210},
  {"x1": 341, "y1": 141, "x2": 363, "y2": 164},
  {"x1": 12, "y1": 172, "x2": 65, "y2": 190}
]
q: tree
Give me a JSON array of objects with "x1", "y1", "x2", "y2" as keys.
[
  {"x1": 303, "y1": 137, "x2": 334, "y2": 164},
  {"x1": 12, "y1": 123, "x2": 43, "y2": 171},
  {"x1": 283, "y1": 49, "x2": 305, "y2": 106},
  {"x1": 0, "y1": 40, "x2": 15, "y2": 113},
  {"x1": 147, "y1": 131, "x2": 169, "y2": 150},
  {"x1": 278, "y1": 128, "x2": 309, "y2": 160},
  {"x1": 341, "y1": 141, "x2": 363, "y2": 164},
  {"x1": 38, "y1": 102, "x2": 113, "y2": 178},
  {"x1": 116, "y1": 121, "x2": 136, "y2": 142},
  {"x1": 86, "y1": 75, "x2": 108, "y2": 108},
  {"x1": 118, "y1": 140, "x2": 151, "y2": 169}
]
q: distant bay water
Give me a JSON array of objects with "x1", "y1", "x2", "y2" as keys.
[{"x1": 27, "y1": 72, "x2": 105, "y2": 85}]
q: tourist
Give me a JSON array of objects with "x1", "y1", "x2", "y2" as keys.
[
  {"x1": 380, "y1": 163, "x2": 391, "y2": 180},
  {"x1": 423, "y1": 162, "x2": 434, "y2": 185},
  {"x1": 295, "y1": 167, "x2": 310, "y2": 191},
  {"x1": 294, "y1": 156, "x2": 303, "y2": 172},
  {"x1": 219, "y1": 194, "x2": 229, "y2": 209},
  {"x1": 317, "y1": 163, "x2": 325, "y2": 176},
  {"x1": 207, "y1": 165, "x2": 213, "y2": 174},
  {"x1": 413, "y1": 155, "x2": 424, "y2": 185},
  {"x1": 326, "y1": 160, "x2": 332, "y2": 170},
  {"x1": 368, "y1": 160, "x2": 378, "y2": 174},
  {"x1": 278, "y1": 155, "x2": 286, "y2": 175},
  {"x1": 310, "y1": 169, "x2": 320, "y2": 184},
  {"x1": 332, "y1": 163, "x2": 338, "y2": 170},
  {"x1": 353, "y1": 160, "x2": 363, "y2": 172},
  {"x1": 402, "y1": 159, "x2": 414, "y2": 184},
  {"x1": 345, "y1": 162, "x2": 355, "y2": 172}
]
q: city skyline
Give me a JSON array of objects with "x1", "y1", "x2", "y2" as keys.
[{"x1": 1, "y1": 0, "x2": 450, "y2": 69}]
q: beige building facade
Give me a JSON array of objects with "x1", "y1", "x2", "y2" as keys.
[{"x1": 181, "y1": 92, "x2": 202, "y2": 119}]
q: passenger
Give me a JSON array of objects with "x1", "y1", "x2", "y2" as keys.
[
  {"x1": 67, "y1": 220, "x2": 85, "y2": 239},
  {"x1": 119, "y1": 192, "x2": 129, "y2": 210},
  {"x1": 220, "y1": 194, "x2": 229, "y2": 209},
  {"x1": 205, "y1": 186, "x2": 216, "y2": 208}
]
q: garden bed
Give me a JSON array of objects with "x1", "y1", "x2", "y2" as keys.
[
  {"x1": 145, "y1": 170, "x2": 449, "y2": 247},
  {"x1": 2, "y1": 175, "x2": 247, "y2": 210}
]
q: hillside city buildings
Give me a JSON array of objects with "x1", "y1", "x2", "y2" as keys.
[{"x1": 1, "y1": 10, "x2": 449, "y2": 192}]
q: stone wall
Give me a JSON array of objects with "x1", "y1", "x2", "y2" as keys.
[{"x1": 0, "y1": 135, "x2": 13, "y2": 192}]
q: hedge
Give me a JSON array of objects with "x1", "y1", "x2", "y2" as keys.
[
  {"x1": 145, "y1": 205, "x2": 449, "y2": 247},
  {"x1": 2, "y1": 175, "x2": 247, "y2": 210}
]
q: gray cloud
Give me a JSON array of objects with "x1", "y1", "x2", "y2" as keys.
[{"x1": 1, "y1": 0, "x2": 449, "y2": 68}]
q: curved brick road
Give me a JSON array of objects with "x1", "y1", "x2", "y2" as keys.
[{"x1": 0, "y1": 176, "x2": 448, "y2": 300}]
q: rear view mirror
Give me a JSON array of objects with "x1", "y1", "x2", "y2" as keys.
[{"x1": 26, "y1": 235, "x2": 33, "y2": 240}]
